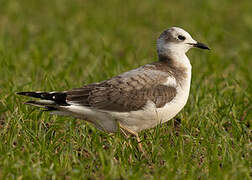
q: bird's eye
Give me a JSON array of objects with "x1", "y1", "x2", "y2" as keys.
[{"x1": 178, "y1": 35, "x2": 186, "y2": 41}]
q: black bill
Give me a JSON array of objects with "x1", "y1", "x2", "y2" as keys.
[{"x1": 193, "y1": 42, "x2": 210, "y2": 50}]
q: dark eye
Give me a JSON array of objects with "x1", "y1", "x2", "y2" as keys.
[{"x1": 178, "y1": 35, "x2": 186, "y2": 40}]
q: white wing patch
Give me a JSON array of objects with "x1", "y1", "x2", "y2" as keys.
[{"x1": 162, "y1": 76, "x2": 177, "y2": 87}]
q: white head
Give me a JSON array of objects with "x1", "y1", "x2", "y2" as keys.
[{"x1": 157, "y1": 27, "x2": 209, "y2": 60}]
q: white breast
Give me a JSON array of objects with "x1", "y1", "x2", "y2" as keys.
[{"x1": 157, "y1": 68, "x2": 191, "y2": 123}]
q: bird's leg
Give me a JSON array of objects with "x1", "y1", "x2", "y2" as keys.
[
  {"x1": 120, "y1": 127, "x2": 130, "y2": 139},
  {"x1": 119, "y1": 124, "x2": 144, "y2": 153}
]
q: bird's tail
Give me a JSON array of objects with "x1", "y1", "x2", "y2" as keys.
[{"x1": 16, "y1": 91, "x2": 69, "y2": 111}]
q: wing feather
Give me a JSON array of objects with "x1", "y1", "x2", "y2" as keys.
[{"x1": 66, "y1": 65, "x2": 177, "y2": 112}]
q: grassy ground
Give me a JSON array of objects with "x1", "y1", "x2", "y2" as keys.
[{"x1": 0, "y1": 0, "x2": 251, "y2": 179}]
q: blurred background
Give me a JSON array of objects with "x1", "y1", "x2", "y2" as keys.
[
  {"x1": 0, "y1": 0, "x2": 251, "y2": 89},
  {"x1": 0, "y1": 0, "x2": 251, "y2": 179}
]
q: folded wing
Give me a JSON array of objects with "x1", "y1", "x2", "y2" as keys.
[{"x1": 66, "y1": 65, "x2": 177, "y2": 112}]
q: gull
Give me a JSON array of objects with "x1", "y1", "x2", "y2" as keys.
[{"x1": 17, "y1": 27, "x2": 209, "y2": 151}]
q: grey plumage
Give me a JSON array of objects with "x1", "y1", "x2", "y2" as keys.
[{"x1": 17, "y1": 60, "x2": 184, "y2": 112}]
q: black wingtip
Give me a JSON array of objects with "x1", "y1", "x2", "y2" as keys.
[
  {"x1": 17, "y1": 91, "x2": 68, "y2": 106},
  {"x1": 16, "y1": 91, "x2": 42, "y2": 98}
]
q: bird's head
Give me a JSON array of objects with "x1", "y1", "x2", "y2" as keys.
[{"x1": 157, "y1": 27, "x2": 209, "y2": 60}]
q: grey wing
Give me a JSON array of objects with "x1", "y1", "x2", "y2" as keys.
[{"x1": 66, "y1": 65, "x2": 177, "y2": 112}]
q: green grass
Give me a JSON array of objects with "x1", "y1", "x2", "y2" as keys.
[{"x1": 0, "y1": 0, "x2": 251, "y2": 179}]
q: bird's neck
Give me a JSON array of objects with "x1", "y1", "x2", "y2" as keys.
[{"x1": 158, "y1": 51, "x2": 192, "y2": 71}]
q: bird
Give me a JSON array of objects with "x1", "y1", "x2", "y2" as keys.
[{"x1": 17, "y1": 27, "x2": 209, "y2": 151}]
